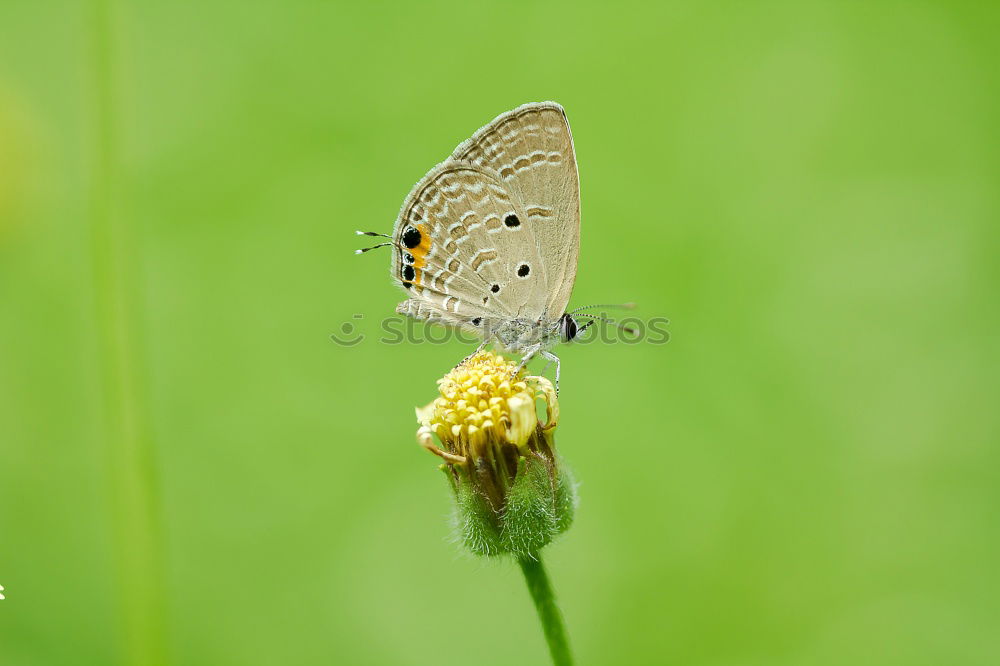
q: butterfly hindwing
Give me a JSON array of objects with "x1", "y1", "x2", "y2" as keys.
[{"x1": 391, "y1": 163, "x2": 545, "y2": 324}]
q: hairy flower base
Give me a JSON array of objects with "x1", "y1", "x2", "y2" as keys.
[
  {"x1": 416, "y1": 351, "x2": 576, "y2": 557},
  {"x1": 447, "y1": 452, "x2": 577, "y2": 557}
]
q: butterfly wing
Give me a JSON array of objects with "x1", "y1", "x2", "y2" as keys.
[
  {"x1": 391, "y1": 102, "x2": 580, "y2": 337},
  {"x1": 451, "y1": 101, "x2": 580, "y2": 318},
  {"x1": 390, "y1": 162, "x2": 543, "y2": 330}
]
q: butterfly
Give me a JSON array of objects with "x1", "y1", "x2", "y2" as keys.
[{"x1": 357, "y1": 102, "x2": 631, "y2": 392}]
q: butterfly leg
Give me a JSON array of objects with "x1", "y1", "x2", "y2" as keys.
[
  {"x1": 540, "y1": 350, "x2": 561, "y2": 395},
  {"x1": 515, "y1": 344, "x2": 542, "y2": 375},
  {"x1": 453, "y1": 336, "x2": 494, "y2": 369}
]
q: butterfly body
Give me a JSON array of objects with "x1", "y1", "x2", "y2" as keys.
[
  {"x1": 365, "y1": 102, "x2": 587, "y2": 389},
  {"x1": 491, "y1": 313, "x2": 578, "y2": 355}
]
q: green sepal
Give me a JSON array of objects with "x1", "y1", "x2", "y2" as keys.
[
  {"x1": 553, "y1": 460, "x2": 577, "y2": 535},
  {"x1": 501, "y1": 455, "x2": 577, "y2": 557},
  {"x1": 448, "y1": 454, "x2": 577, "y2": 558},
  {"x1": 498, "y1": 456, "x2": 553, "y2": 557},
  {"x1": 452, "y1": 465, "x2": 503, "y2": 556}
]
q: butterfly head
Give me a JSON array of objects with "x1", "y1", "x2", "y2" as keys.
[{"x1": 559, "y1": 313, "x2": 579, "y2": 343}]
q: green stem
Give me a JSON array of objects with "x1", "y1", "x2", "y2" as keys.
[
  {"x1": 91, "y1": 1, "x2": 168, "y2": 663},
  {"x1": 519, "y1": 555, "x2": 573, "y2": 666}
]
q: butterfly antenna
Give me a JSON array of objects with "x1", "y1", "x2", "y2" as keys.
[
  {"x1": 356, "y1": 230, "x2": 392, "y2": 238},
  {"x1": 569, "y1": 302, "x2": 636, "y2": 314},
  {"x1": 574, "y1": 313, "x2": 638, "y2": 335}
]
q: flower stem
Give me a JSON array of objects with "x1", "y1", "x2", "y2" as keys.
[{"x1": 519, "y1": 555, "x2": 573, "y2": 666}]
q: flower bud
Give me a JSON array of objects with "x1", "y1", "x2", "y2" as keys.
[{"x1": 416, "y1": 352, "x2": 576, "y2": 557}]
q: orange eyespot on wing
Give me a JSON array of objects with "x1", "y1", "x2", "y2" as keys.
[
  {"x1": 410, "y1": 223, "x2": 431, "y2": 268},
  {"x1": 399, "y1": 223, "x2": 432, "y2": 287}
]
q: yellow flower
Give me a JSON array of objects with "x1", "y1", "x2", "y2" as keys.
[
  {"x1": 416, "y1": 351, "x2": 557, "y2": 460},
  {"x1": 415, "y1": 351, "x2": 574, "y2": 557}
]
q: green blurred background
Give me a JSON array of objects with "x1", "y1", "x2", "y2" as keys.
[{"x1": 2, "y1": 1, "x2": 998, "y2": 664}]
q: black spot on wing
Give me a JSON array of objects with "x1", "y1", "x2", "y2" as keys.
[{"x1": 402, "y1": 226, "x2": 421, "y2": 249}]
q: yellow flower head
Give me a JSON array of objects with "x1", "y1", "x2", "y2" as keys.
[
  {"x1": 415, "y1": 351, "x2": 574, "y2": 557},
  {"x1": 416, "y1": 351, "x2": 557, "y2": 465}
]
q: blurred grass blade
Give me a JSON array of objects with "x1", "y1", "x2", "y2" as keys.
[{"x1": 90, "y1": 0, "x2": 168, "y2": 663}]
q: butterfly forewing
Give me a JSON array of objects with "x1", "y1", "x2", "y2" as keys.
[
  {"x1": 391, "y1": 102, "x2": 580, "y2": 339},
  {"x1": 451, "y1": 102, "x2": 580, "y2": 318}
]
